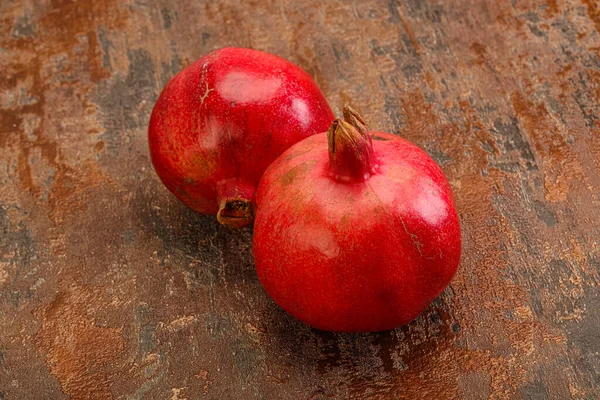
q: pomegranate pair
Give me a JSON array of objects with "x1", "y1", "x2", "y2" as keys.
[{"x1": 148, "y1": 48, "x2": 461, "y2": 332}]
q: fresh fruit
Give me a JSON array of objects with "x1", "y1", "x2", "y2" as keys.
[
  {"x1": 148, "y1": 47, "x2": 334, "y2": 228},
  {"x1": 252, "y1": 106, "x2": 461, "y2": 332}
]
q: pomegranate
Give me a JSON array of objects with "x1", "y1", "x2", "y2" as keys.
[
  {"x1": 253, "y1": 107, "x2": 461, "y2": 332},
  {"x1": 148, "y1": 47, "x2": 334, "y2": 228}
]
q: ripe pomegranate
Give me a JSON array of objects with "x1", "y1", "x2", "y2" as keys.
[
  {"x1": 148, "y1": 47, "x2": 334, "y2": 228},
  {"x1": 253, "y1": 107, "x2": 461, "y2": 332}
]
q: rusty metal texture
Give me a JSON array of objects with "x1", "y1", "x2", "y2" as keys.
[{"x1": 1, "y1": 0, "x2": 599, "y2": 399}]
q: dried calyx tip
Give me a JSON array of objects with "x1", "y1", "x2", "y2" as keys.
[
  {"x1": 328, "y1": 118, "x2": 366, "y2": 155},
  {"x1": 327, "y1": 119, "x2": 340, "y2": 154},
  {"x1": 215, "y1": 179, "x2": 256, "y2": 228},
  {"x1": 217, "y1": 199, "x2": 254, "y2": 228},
  {"x1": 327, "y1": 108, "x2": 376, "y2": 181},
  {"x1": 342, "y1": 105, "x2": 369, "y2": 139}
]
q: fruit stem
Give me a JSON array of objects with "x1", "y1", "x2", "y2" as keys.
[
  {"x1": 327, "y1": 106, "x2": 376, "y2": 182},
  {"x1": 216, "y1": 179, "x2": 255, "y2": 228}
]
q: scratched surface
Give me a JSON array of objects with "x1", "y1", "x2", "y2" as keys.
[{"x1": 1, "y1": 0, "x2": 599, "y2": 399}]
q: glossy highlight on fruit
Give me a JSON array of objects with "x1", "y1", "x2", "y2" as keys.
[
  {"x1": 148, "y1": 47, "x2": 334, "y2": 228},
  {"x1": 253, "y1": 107, "x2": 461, "y2": 332}
]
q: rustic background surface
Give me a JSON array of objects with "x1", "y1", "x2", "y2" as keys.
[{"x1": 1, "y1": 0, "x2": 599, "y2": 398}]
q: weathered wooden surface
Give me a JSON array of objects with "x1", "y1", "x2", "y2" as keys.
[{"x1": 1, "y1": 0, "x2": 599, "y2": 398}]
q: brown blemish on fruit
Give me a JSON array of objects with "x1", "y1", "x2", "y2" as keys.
[{"x1": 278, "y1": 159, "x2": 317, "y2": 187}]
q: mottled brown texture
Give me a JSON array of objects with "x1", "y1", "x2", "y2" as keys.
[{"x1": 0, "y1": 0, "x2": 598, "y2": 399}]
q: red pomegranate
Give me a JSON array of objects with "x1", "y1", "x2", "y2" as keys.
[
  {"x1": 253, "y1": 107, "x2": 461, "y2": 332},
  {"x1": 148, "y1": 47, "x2": 334, "y2": 227}
]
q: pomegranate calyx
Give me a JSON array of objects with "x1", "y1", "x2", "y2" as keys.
[
  {"x1": 327, "y1": 110, "x2": 376, "y2": 182},
  {"x1": 342, "y1": 105, "x2": 370, "y2": 141},
  {"x1": 216, "y1": 179, "x2": 256, "y2": 228},
  {"x1": 217, "y1": 198, "x2": 254, "y2": 228}
]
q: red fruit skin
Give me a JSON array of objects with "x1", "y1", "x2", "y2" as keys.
[
  {"x1": 253, "y1": 131, "x2": 461, "y2": 332},
  {"x1": 148, "y1": 47, "x2": 334, "y2": 226}
]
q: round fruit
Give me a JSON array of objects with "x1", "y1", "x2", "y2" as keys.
[
  {"x1": 253, "y1": 107, "x2": 461, "y2": 332},
  {"x1": 148, "y1": 47, "x2": 334, "y2": 228}
]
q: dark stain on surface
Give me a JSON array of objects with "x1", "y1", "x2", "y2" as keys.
[
  {"x1": 229, "y1": 338, "x2": 262, "y2": 383},
  {"x1": 548, "y1": 258, "x2": 569, "y2": 277},
  {"x1": 403, "y1": 0, "x2": 445, "y2": 23},
  {"x1": 97, "y1": 27, "x2": 113, "y2": 70},
  {"x1": 161, "y1": 7, "x2": 172, "y2": 29},
  {"x1": 134, "y1": 304, "x2": 158, "y2": 355},
  {"x1": 201, "y1": 32, "x2": 212, "y2": 46},
  {"x1": 370, "y1": 38, "x2": 422, "y2": 80},
  {"x1": 588, "y1": 256, "x2": 600, "y2": 271},
  {"x1": 386, "y1": 0, "x2": 401, "y2": 24},
  {"x1": 12, "y1": 11, "x2": 36, "y2": 38},
  {"x1": 136, "y1": 195, "x2": 215, "y2": 261},
  {"x1": 160, "y1": 52, "x2": 181, "y2": 87},
  {"x1": 574, "y1": 71, "x2": 600, "y2": 128},
  {"x1": 426, "y1": 146, "x2": 452, "y2": 165},
  {"x1": 384, "y1": 94, "x2": 405, "y2": 132},
  {"x1": 533, "y1": 200, "x2": 558, "y2": 227},
  {"x1": 94, "y1": 48, "x2": 157, "y2": 156},
  {"x1": 0, "y1": 207, "x2": 36, "y2": 297},
  {"x1": 518, "y1": 373, "x2": 549, "y2": 400},
  {"x1": 492, "y1": 117, "x2": 537, "y2": 170},
  {"x1": 527, "y1": 21, "x2": 547, "y2": 37},
  {"x1": 563, "y1": 284, "x2": 600, "y2": 389},
  {"x1": 205, "y1": 312, "x2": 235, "y2": 338}
]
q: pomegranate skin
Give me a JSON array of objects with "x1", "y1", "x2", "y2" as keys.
[
  {"x1": 253, "y1": 127, "x2": 461, "y2": 332},
  {"x1": 148, "y1": 47, "x2": 334, "y2": 227}
]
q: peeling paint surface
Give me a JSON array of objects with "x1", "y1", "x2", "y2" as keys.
[{"x1": 0, "y1": 0, "x2": 599, "y2": 398}]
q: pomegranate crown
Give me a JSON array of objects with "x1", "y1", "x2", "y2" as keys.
[{"x1": 327, "y1": 106, "x2": 376, "y2": 182}]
